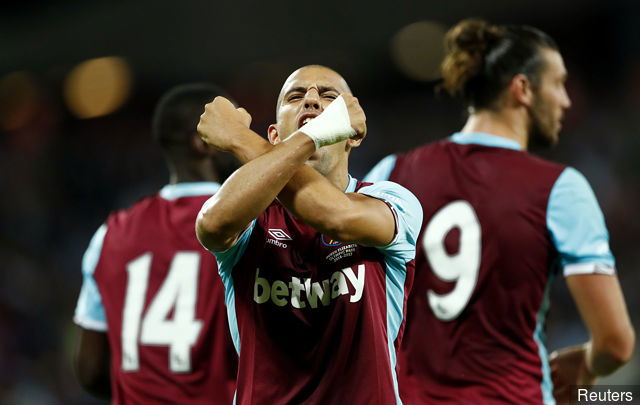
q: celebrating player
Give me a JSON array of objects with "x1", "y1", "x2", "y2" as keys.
[
  {"x1": 196, "y1": 65, "x2": 422, "y2": 404},
  {"x1": 365, "y1": 19, "x2": 635, "y2": 404},
  {"x1": 73, "y1": 84, "x2": 238, "y2": 403}
]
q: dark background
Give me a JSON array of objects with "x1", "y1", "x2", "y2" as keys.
[{"x1": 1, "y1": 1, "x2": 638, "y2": 403}]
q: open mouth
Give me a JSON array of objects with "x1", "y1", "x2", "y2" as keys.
[{"x1": 298, "y1": 113, "x2": 319, "y2": 129}]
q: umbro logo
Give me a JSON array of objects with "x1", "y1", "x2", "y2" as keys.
[
  {"x1": 268, "y1": 229, "x2": 292, "y2": 241},
  {"x1": 266, "y1": 228, "x2": 291, "y2": 249}
]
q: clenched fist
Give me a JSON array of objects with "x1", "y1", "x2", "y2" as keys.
[
  {"x1": 197, "y1": 96, "x2": 252, "y2": 152},
  {"x1": 340, "y1": 93, "x2": 366, "y2": 140},
  {"x1": 550, "y1": 344, "x2": 597, "y2": 404}
]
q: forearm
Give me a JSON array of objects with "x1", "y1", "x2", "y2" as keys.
[
  {"x1": 75, "y1": 329, "x2": 112, "y2": 399},
  {"x1": 236, "y1": 150, "x2": 383, "y2": 246},
  {"x1": 567, "y1": 274, "x2": 635, "y2": 376},
  {"x1": 223, "y1": 126, "x2": 365, "y2": 240},
  {"x1": 226, "y1": 138, "x2": 388, "y2": 245},
  {"x1": 278, "y1": 167, "x2": 355, "y2": 235},
  {"x1": 228, "y1": 128, "x2": 273, "y2": 164},
  {"x1": 586, "y1": 335, "x2": 635, "y2": 375},
  {"x1": 197, "y1": 131, "x2": 315, "y2": 249},
  {"x1": 277, "y1": 166, "x2": 394, "y2": 245}
]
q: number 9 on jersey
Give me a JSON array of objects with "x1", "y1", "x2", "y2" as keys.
[{"x1": 423, "y1": 200, "x2": 481, "y2": 321}]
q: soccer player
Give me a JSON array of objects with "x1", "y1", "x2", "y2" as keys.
[
  {"x1": 73, "y1": 84, "x2": 238, "y2": 404},
  {"x1": 195, "y1": 65, "x2": 422, "y2": 404},
  {"x1": 365, "y1": 19, "x2": 635, "y2": 405}
]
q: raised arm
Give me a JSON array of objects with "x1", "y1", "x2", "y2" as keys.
[
  {"x1": 195, "y1": 95, "x2": 397, "y2": 252},
  {"x1": 195, "y1": 116, "x2": 317, "y2": 252},
  {"x1": 276, "y1": 162, "x2": 397, "y2": 247}
]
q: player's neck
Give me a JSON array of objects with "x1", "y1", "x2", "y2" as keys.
[
  {"x1": 324, "y1": 158, "x2": 350, "y2": 191},
  {"x1": 169, "y1": 160, "x2": 220, "y2": 185},
  {"x1": 461, "y1": 109, "x2": 529, "y2": 150}
]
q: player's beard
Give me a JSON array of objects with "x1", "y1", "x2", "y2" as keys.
[
  {"x1": 526, "y1": 96, "x2": 558, "y2": 149},
  {"x1": 306, "y1": 150, "x2": 334, "y2": 175},
  {"x1": 305, "y1": 142, "x2": 345, "y2": 176}
]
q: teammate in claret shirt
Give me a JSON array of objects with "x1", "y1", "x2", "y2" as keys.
[
  {"x1": 365, "y1": 19, "x2": 635, "y2": 405},
  {"x1": 196, "y1": 65, "x2": 422, "y2": 404},
  {"x1": 73, "y1": 84, "x2": 238, "y2": 404}
]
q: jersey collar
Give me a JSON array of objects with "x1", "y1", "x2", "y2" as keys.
[
  {"x1": 450, "y1": 132, "x2": 522, "y2": 151},
  {"x1": 159, "y1": 182, "x2": 221, "y2": 200},
  {"x1": 344, "y1": 174, "x2": 358, "y2": 193}
]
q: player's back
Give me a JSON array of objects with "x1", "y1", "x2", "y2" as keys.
[
  {"x1": 83, "y1": 183, "x2": 237, "y2": 404},
  {"x1": 366, "y1": 133, "x2": 565, "y2": 404}
]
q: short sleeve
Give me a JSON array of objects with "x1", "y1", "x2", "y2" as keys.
[
  {"x1": 363, "y1": 154, "x2": 397, "y2": 182},
  {"x1": 212, "y1": 220, "x2": 257, "y2": 277},
  {"x1": 547, "y1": 167, "x2": 616, "y2": 277},
  {"x1": 74, "y1": 224, "x2": 108, "y2": 331},
  {"x1": 357, "y1": 181, "x2": 423, "y2": 262}
]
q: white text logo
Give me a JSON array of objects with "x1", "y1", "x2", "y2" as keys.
[{"x1": 253, "y1": 265, "x2": 366, "y2": 308}]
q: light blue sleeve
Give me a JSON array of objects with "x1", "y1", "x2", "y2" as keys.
[
  {"x1": 74, "y1": 224, "x2": 108, "y2": 331},
  {"x1": 210, "y1": 220, "x2": 256, "y2": 355},
  {"x1": 212, "y1": 219, "x2": 256, "y2": 277},
  {"x1": 547, "y1": 167, "x2": 616, "y2": 277},
  {"x1": 357, "y1": 181, "x2": 423, "y2": 262},
  {"x1": 363, "y1": 154, "x2": 397, "y2": 182}
]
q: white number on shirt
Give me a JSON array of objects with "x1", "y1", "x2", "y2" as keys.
[
  {"x1": 423, "y1": 200, "x2": 481, "y2": 321},
  {"x1": 121, "y1": 252, "x2": 203, "y2": 373}
]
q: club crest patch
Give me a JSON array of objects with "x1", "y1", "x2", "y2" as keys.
[{"x1": 321, "y1": 235, "x2": 342, "y2": 247}]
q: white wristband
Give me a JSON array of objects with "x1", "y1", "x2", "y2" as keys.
[{"x1": 298, "y1": 95, "x2": 356, "y2": 149}]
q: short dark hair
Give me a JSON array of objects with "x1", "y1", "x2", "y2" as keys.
[
  {"x1": 441, "y1": 19, "x2": 558, "y2": 110},
  {"x1": 152, "y1": 83, "x2": 228, "y2": 147}
]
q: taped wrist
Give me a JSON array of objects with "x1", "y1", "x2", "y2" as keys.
[{"x1": 299, "y1": 95, "x2": 356, "y2": 149}]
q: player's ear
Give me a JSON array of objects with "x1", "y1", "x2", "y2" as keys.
[
  {"x1": 267, "y1": 124, "x2": 281, "y2": 145},
  {"x1": 346, "y1": 134, "x2": 365, "y2": 150},
  {"x1": 510, "y1": 73, "x2": 534, "y2": 107}
]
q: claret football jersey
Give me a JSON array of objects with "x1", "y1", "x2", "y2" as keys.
[
  {"x1": 74, "y1": 182, "x2": 238, "y2": 405},
  {"x1": 365, "y1": 132, "x2": 616, "y2": 405},
  {"x1": 211, "y1": 176, "x2": 422, "y2": 405}
]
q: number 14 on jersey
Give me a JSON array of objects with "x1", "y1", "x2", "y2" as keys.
[{"x1": 122, "y1": 252, "x2": 203, "y2": 373}]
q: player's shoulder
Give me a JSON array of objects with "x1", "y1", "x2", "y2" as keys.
[
  {"x1": 356, "y1": 178, "x2": 417, "y2": 200},
  {"x1": 519, "y1": 151, "x2": 567, "y2": 172},
  {"x1": 389, "y1": 139, "x2": 458, "y2": 172},
  {"x1": 104, "y1": 193, "x2": 161, "y2": 229},
  {"x1": 513, "y1": 154, "x2": 570, "y2": 191},
  {"x1": 355, "y1": 180, "x2": 423, "y2": 223},
  {"x1": 397, "y1": 139, "x2": 449, "y2": 160},
  {"x1": 549, "y1": 166, "x2": 596, "y2": 198}
]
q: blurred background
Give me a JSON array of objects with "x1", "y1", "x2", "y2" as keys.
[{"x1": 1, "y1": 0, "x2": 638, "y2": 403}]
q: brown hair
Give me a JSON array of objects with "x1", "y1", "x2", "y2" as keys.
[{"x1": 441, "y1": 19, "x2": 558, "y2": 110}]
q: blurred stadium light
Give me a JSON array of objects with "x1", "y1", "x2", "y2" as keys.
[
  {"x1": 391, "y1": 21, "x2": 446, "y2": 82},
  {"x1": 64, "y1": 56, "x2": 132, "y2": 119}
]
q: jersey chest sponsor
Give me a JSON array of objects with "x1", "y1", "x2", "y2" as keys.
[{"x1": 253, "y1": 264, "x2": 365, "y2": 308}]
